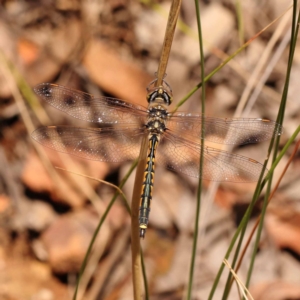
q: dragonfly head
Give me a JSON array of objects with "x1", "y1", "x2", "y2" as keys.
[{"x1": 146, "y1": 86, "x2": 173, "y2": 106}]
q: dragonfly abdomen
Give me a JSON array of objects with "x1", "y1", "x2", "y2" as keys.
[{"x1": 139, "y1": 134, "x2": 160, "y2": 238}]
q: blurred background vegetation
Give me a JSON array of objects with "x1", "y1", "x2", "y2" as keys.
[{"x1": 0, "y1": 0, "x2": 299, "y2": 299}]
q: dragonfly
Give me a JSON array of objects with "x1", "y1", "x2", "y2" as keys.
[{"x1": 32, "y1": 80, "x2": 282, "y2": 238}]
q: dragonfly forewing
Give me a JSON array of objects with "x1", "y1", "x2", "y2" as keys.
[{"x1": 34, "y1": 83, "x2": 148, "y2": 125}]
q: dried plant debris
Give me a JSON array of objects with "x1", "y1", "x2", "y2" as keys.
[{"x1": 0, "y1": 0, "x2": 298, "y2": 299}]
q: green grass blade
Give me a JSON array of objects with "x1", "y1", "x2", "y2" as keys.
[
  {"x1": 221, "y1": 156, "x2": 268, "y2": 300},
  {"x1": 186, "y1": 0, "x2": 206, "y2": 299},
  {"x1": 208, "y1": 125, "x2": 300, "y2": 300},
  {"x1": 235, "y1": 0, "x2": 244, "y2": 45},
  {"x1": 244, "y1": 2, "x2": 300, "y2": 292},
  {"x1": 72, "y1": 160, "x2": 137, "y2": 300},
  {"x1": 141, "y1": 248, "x2": 149, "y2": 300}
]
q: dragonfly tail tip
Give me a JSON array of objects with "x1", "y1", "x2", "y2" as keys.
[{"x1": 140, "y1": 228, "x2": 146, "y2": 239}]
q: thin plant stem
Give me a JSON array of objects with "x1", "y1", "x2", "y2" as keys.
[
  {"x1": 72, "y1": 160, "x2": 137, "y2": 300},
  {"x1": 131, "y1": 135, "x2": 149, "y2": 300},
  {"x1": 131, "y1": 1, "x2": 182, "y2": 299},
  {"x1": 244, "y1": 2, "x2": 300, "y2": 291},
  {"x1": 234, "y1": 136, "x2": 300, "y2": 276},
  {"x1": 141, "y1": 247, "x2": 149, "y2": 300},
  {"x1": 221, "y1": 154, "x2": 267, "y2": 300},
  {"x1": 186, "y1": 0, "x2": 205, "y2": 299},
  {"x1": 208, "y1": 125, "x2": 300, "y2": 300},
  {"x1": 155, "y1": 0, "x2": 182, "y2": 86},
  {"x1": 210, "y1": 4, "x2": 297, "y2": 299},
  {"x1": 173, "y1": 4, "x2": 293, "y2": 112},
  {"x1": 236, "y1": 0, "x2": 244, "y2": 45}
]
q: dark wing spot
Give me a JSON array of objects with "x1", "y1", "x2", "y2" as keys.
[
  {"x1": 63, "y1": 96, "x2": 76, "y2": 106},
  {"x1": 42, "y1": 86, "x2": 52, "y2": 97},
  {"x1": 34, "y1": 85, "x2": 52, "y2": 97}
]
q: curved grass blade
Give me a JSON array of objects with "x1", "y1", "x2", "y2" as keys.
[{"x1": 72, "y1": 160, "x2": 137, "y2": 300}]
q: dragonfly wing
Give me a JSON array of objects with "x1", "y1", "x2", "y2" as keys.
[
  {"x1": 157, "y1": 132, "x2": 265, "y2": 182},
  {"x1": 34, "y1": 83, "x2": 148, "y2": 125},
  {"x1": 168, "y1": 113, "x2": 282, "y2": 145},
  {"x1": 32, "y1": 125, "x2": 145, "y2": 162}
]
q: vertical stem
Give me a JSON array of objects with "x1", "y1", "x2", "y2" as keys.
[
  {"x1": 131, "y1": 134, "x2": 149, "y2": 300},
  {"x1": 186, "y1": 0, "x2": 206, "y2": 298},
  {"x1": 155, "y1": 0, "x2": 182, "y2": 86},
  {"x1": 131, "y1": 1, "x2": 182, "y2": 299}
]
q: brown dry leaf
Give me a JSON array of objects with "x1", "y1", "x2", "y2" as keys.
[
  {"x1": 105, "y1": 200, "x2": 129, "y2": 232},
  {"x1": 265, "y1": 210, "x2": 300, "y2": 254},
  {"x1": 154, "y1": 234, "x2": 192, "y2": 294},
  {"x1": 0, "y1": 20, "x2": 18, "y2": 98},
  {"x1": 17, "y1": 38, "x2": 39, "y2": 66},
  {"x1": 40, "y1": 209, "x2": 110, "y2": 273},
  {"x1": 22, "y1": 151, "x2": 53, "y2": 194},
  {"x1": 145, "y1": 230, "x2": 176, "y2": 276},
  {"x1": 173, "y1": 3, "x2": 234, "y2": 64},
  {"x1": 20, "y1": 200, "x2": 57, "y2": 232},
  {"x1": 0, "y1": 194, "x2": 11, "y2": 213},
  {"x1": 56, "y1": 0, "x2": 81, "y2": 11},
  {"x1": 22, "y1": 149, "x2": 109, "y2": 207},
  {"x1": 0, "y1": 258, "x2": 67, "y2": 299},
  {"x1": 215, "y1": 187, "x2": 242, "y2": 209},
  {"x1": 83, "y1": 40, "x2": 152, "y2": 105},
  {"x1": 251, "y1": 281, "x2": 300, "y2": 300},
  {"x1": 25, "y1": 18, "x2": 82, "y2": 85},
  {"x1": 22, "y1": 151, "x2": 84, "y2": 207}
]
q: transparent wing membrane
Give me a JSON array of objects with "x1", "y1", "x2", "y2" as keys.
[
  {"x1": 168, "y1": 114, "x2": 282, "y2": 145},
  {"x1": 33, "y1": 84, "x2": 282, "y2": 182},
  {"x1": 32, "y1": 125, "x2": 145, "y2": 162},
  {"x1": 157, "y1": 132, "x2": 265, "y2": 182},
  {"x1": 34, "y1": 83, "x2": 148, "y2": 125}
]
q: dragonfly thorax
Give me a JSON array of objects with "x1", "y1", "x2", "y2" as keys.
[
  {"x1": 148, "y1": 105, "x2": 169, "y2": 119},
  {"x1": 146, "y1": 103, "x2": 169, "y2": 134}
]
